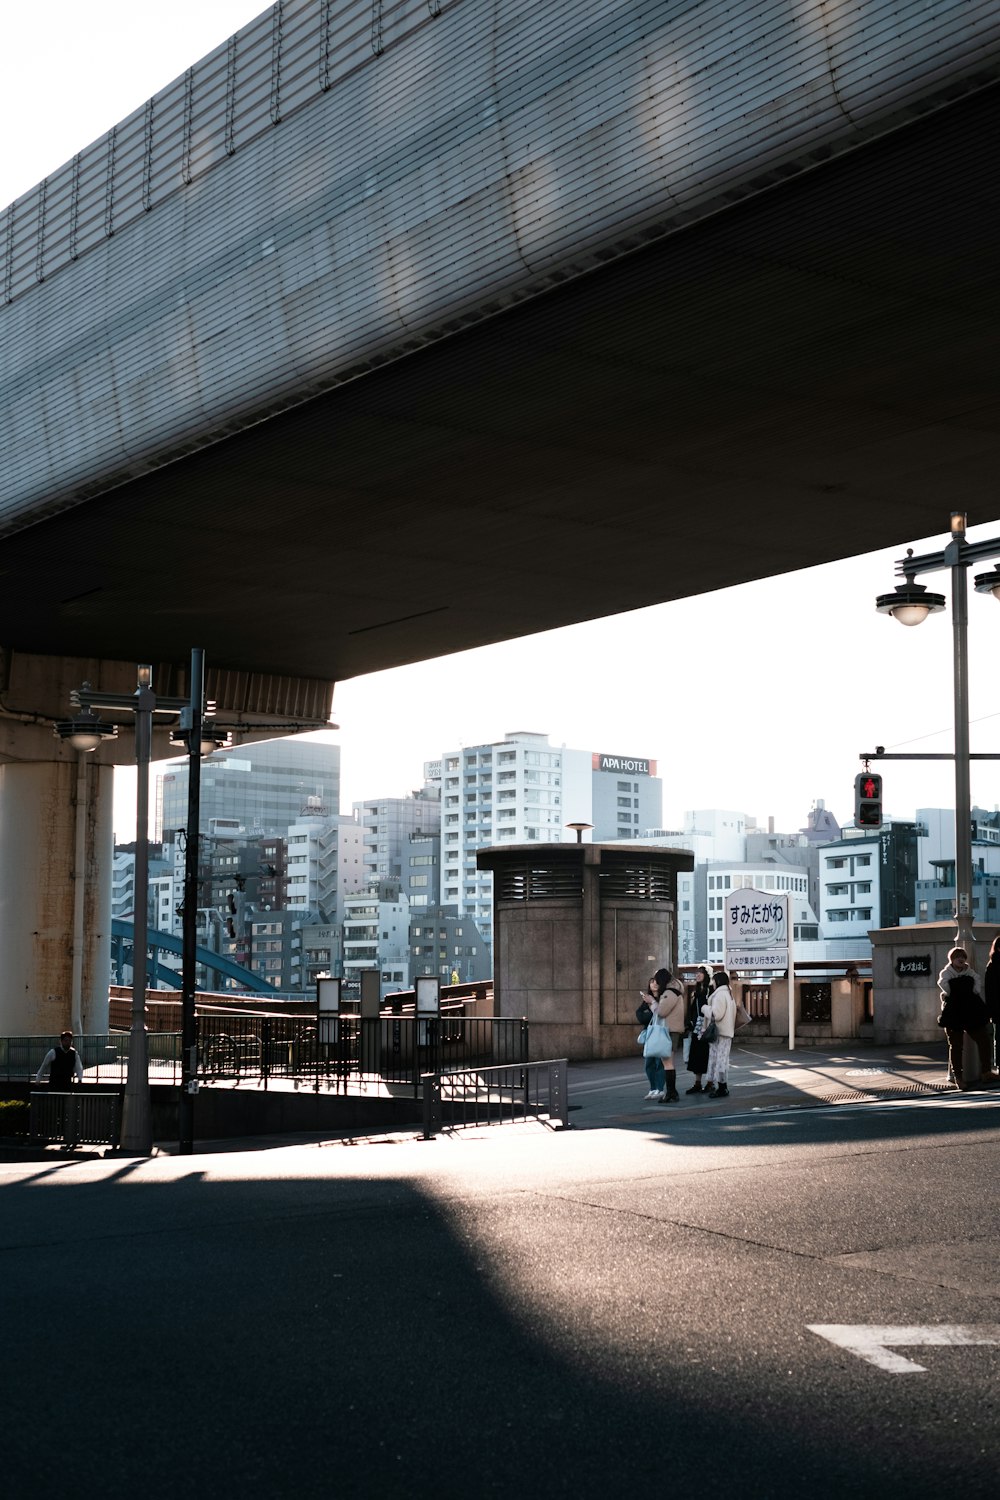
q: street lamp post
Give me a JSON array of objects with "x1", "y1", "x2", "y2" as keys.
[
  {"x1": 876, "y1": 512, "x2": 1000, "y2": 953},
  {"x1": 173, "y1": 647, "x2": 231, "y2": 1154},
  {"x1": 70, "y1": 666, "x2": 189, "y2": 1155},
  {"x1": 179, "y1": 649, "x2": 205, "y2": 1156}
]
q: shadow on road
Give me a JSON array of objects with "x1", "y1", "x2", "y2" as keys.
[{"x1": 1, "y1": 1149, "x2": 995, "y2": 1497}]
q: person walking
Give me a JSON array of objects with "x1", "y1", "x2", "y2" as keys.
[
  {"x1": 937, "y1": 947, "x2": 994, "y2": 1090},
  {"x1": 701, "y1": 970, "x2": 736, "y2": 1099},
  {"x1": 685, "y1": 965, "x2": 712, "y2": 1094},
  {"x1": 35, "y1": 1031, "x2": 83, "y2": 1087}
]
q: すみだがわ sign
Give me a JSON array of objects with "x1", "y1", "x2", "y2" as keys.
[{"x1": 724, "y1": 890, "x2": 788, "y2": 968}]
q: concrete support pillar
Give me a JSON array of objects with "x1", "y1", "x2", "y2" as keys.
[{"x1": 0, "y1": 758, "x2": 113, "y2": 1035}]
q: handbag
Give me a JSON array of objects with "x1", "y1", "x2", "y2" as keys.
[
  {"x1": 643, "y1": 1021, "x2": 673, "y2": 1058},
  {"x1": 702, "y1": 1017, "x2": 718, "y2": 1045},
  {"x1": 733, "y1": 999, "x2": 753, "y2": 1030},
  {"x1": 637, "y1": 1026, "x2": 650, "y2": 1045}
]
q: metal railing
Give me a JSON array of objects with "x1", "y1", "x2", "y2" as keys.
[
  {"x1": 421, "y1": 1059, "x2": 569, "y2": 1138},
  {"x1": 1, "y1": 1017, "x2": 528, "y2": 1098},
  {"x1": 29, "y1": 1091, "x2": 121, "y2": 1147},
  {"x1": 0, "y1": 1034, "x2": 177, "y2": 1084}
]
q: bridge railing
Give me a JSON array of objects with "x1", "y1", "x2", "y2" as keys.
[{"x1": 0, "y1": 1016, "x2": 527, "y2": 1097}]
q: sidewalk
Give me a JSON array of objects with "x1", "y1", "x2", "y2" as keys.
[
  {"x1": 565, "y1": 1041, "x2": 971, "y2": 1129},
  {"x1": 2, "y1": 1042, "x2": 985, "y2": 1161}
]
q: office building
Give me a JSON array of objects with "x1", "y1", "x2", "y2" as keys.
[
  {"x1": 352, "y1": 789, "x2": 441, "y2": 886},
  {"x1": 156, "y1": 738, "x2": 340, "y2": 843}
]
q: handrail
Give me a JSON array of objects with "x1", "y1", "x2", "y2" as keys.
[{"x1": 422, "y1": 1058, "x2": 568, "y2": 1138}]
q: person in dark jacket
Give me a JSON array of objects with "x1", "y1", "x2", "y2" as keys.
[
  {"x1": 983, "y1": 935, "x2": 1000, "y2": 1071},
  {"x1": 937, "y1": 948, "x2": 995, "y2": 1090},
  {"x1": 35, "y1": 1031, "x2": 83, "y2": 1087},
  {"x1": 685, "y1": 966, "x2": 712, "y2": 1093}
]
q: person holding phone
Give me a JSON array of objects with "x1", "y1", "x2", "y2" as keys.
[{"x1": 641, "y1": 968, "x2": 684, "y2": 1102}]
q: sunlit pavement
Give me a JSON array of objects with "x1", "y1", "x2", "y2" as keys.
[
  {"x1": 0, "y1": 1042, "x2": 973, "y2": 1164},
  {"x1": 565, "y1": 1041, "x2": 966, "y2": 1129}
]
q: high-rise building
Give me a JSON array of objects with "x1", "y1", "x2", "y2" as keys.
[
  {"x1": 156, "y1": 738, "x2": 340, "y2": 842},
  {"x1": 438, "y1": 731, "x2": 663, "y2": 949},
  {"x1": 352, "y1": 789, "x2": 441, "y2": 885}
]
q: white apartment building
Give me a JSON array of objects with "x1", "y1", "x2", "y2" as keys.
[
  {"x1": 286, "y1": 799, "x2": 339, "y2": 922},
  {"x1": 818, "y1": 833, "x2": 886, "y2": 953},
  {"x1": 341, "y1": 889, "x2": 411, "y2": 993},
  {"x1": 701, "y1": 862, "x2": 818, "y2": 966},
  {"x1": 439, "y1": 731, "x2": 663, "y2": 949},
  {"x1": 646, "y1": 812, "x2": 754, "y2": 964}
]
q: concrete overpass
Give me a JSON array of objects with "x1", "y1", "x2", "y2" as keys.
[{"x1": 1, "y1": 0, "x2": 999, "y2": 1031}]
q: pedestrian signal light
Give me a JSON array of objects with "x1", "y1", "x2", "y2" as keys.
[{"x1": 855, "y1": 771, "x2": 882, "y2": 827}]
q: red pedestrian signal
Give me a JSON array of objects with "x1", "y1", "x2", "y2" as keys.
[{"x1": 855, "y1": 771, "x2": 882, "y2": 827}]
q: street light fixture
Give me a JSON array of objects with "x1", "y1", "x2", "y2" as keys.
[
  {"x1": 566, "y1": 821, "x2": 593, "y2": 844},
  {"x1": 876, "y1": 512, "x2": 1000, "y2": 951}
]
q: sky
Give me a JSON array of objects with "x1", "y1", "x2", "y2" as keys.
[{"x1": 4, "y1": 2, "x2": 1000, "y2": 841}]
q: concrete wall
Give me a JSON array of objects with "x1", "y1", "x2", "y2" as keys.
[
  {"x1": 492, "y1": 888, "x2": 675, "y2": 1061},
  {"x1": 870, "y1": 921, "x2": 999, "y2": 1045}
]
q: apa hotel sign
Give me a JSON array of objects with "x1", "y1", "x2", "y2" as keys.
[{"x1": 593, "y1": 753, "x2": 656, "y2": 776}]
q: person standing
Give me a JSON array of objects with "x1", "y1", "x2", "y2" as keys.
[
  {"x1": 701, "y1": 971, "x2": 736, "y2": 1099},
  {"x1": 35, "y1": 1031, "x2": 83, "y2": 1087},
  {"x1": 685, "y1": 966, "x2": 712, "y2": 1094},
  {"x1": 655, "y1": 967, "x2": 686, "y2": 1104},
  {"x1": 640, "y1": 971, "x2": 671, "y2": 1100},
  {"x1": 937, "y1": 947, "x2": 994, "y2": 1090},
  {"x1": 983, "y1": 935, "x2": 1000, "y2": 1071}
]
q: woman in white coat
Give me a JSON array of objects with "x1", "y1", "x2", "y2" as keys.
[{"x1": 701, "y1": 970, "x2": 736, "y2": 1099}]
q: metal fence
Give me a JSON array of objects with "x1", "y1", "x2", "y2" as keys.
[
  {"x1": 0, "y1": 1033, "x2": 175, "y2": 1084},
  {"x1": 1, "y1": 1017, "x2": 528, "y2": 1097},
  {"x1": 29, "y1": 1091, "x2": 121, "y2": 1147},
  {"x1": 422, "y1": 1059, "x2": 569, "y2": 1138}
]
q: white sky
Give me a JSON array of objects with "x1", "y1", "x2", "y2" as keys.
[{"x1": 4, "y1": 3, "x2": 1000, "y2": 840}]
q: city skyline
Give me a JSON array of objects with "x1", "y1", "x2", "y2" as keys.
[{"x1": 5, "y1": 3, "x2": 1000, "y2": 844}]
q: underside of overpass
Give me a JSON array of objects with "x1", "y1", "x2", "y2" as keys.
[{"x1": 1, "y1": 82, "x2": 998, "y2": 687}]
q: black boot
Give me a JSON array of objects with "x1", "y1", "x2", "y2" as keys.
[
  {"x1": 685, "y1": 1081, "x2": 703, "y2": 1095},
  {"x1": 663, "y1": 1079, "x2": 679, "y2": 1102},
  {"x1": 715, "y1": 1082, "x2": 729, "y2": 1098}
]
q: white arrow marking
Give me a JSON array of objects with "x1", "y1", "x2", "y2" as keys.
[{"x1": 808, "y1": 1324, "x2": 1000, "y2": 1373}]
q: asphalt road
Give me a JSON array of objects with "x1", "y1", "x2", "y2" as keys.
[{"x1": 2, "y1": 1087, "x2": 998, "y2": 1498}]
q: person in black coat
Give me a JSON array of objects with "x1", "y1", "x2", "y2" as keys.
[
  {"x1": 685, "y1": 966, "x2": 712, "y2": 1094},
  {"x1": 937, "y1": 947, "x2": 995, "y2": 1090},
  {"x1": 983, "y1": 935, "x2": 1000, "y2": 1071}
]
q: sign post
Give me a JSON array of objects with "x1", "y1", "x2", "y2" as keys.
[{"x1": 724, "y1": 889, "x2": 793, "y2": 1049}]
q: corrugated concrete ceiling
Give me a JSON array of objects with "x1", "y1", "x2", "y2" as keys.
[{"x1": 0, "y1": 84, "x2": 997, "y2": 684}]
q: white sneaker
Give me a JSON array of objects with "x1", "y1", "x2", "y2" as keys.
[{"x1": 644, "y1": 1089, "x2": 659, "y2": 1099}]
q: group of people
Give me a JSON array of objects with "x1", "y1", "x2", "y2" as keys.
[
  {"x1": 937, "y1": 938, "x2": 1000, "y2": 1089},
  {"x1": 638, "y1": 965, "x2": 737, "y2": 1102}
]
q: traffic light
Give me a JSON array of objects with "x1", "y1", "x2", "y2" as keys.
[{"x1": 855, "y1": 771, "x2": 882, "y2": 827}]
